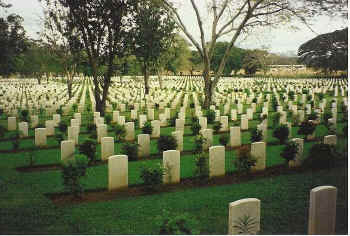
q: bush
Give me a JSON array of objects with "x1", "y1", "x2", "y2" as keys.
[
  {"x1": 303, "y1": 143, "x2": 338, "y2": 169},
  {"x1": 157, "y1": 210, "x2": 200, "y2": 235},
  {"x1": 61, "y1": 154, "x2": 88, "y2": 198},
  {"x1": 194, "y1": 153, "x2": 209, "y2": 180},
  {"x1": 20, "y1": 109, "x2": 29, "y2": 122},
  {"x1": 308, "y1": 112, "x2": 318, "y2": 120},
  {"x1": 121, "y1": 142, "x2": 138, "y2": 161},
  {"x1": 250, "y1": 128, "x2": 262, "y2": 143},
  {"x1": 219, "y1": 134, "x2": 229, "y2": 146},
  {"x1": 55, "y1": 132, "x2": 65, "y2": 144},
  {"x1": 191, "y1": 116, "x2": 198, "y2": 124},
  {"x1": 58, "y1": 120, "x2": 68, "y2": 133},
  {"x1": 272, "y1": 112, "x2": 281, "y2": 128},
  {"x1": 297, "y1": 121, "x2": 316, "y2": 138},
  {"x1": 234, "y1": 146, "x2": 256, "y2": 175},
  {"x1": 206, "y1": 110, "x2": 215, "y2": 124},
  {"x1": 193, "y1": 135, "x2": 206, "y2": 154},
  {"x1": 213, "y1": 121, "x2": 222, "y2": 134},
  {"x1": 273, "y1": 125, "x2": 289, "y2": 144},
  {"x1": 142, "y1": 121, "x2": 153, "y2": 134},
  {"x1": 190, "y1": 122, "x2": 201, "y2": 135},
  {"x1": 322, "y1": 111, "x2": 332, "y2": 126},
  {"x1": 105, "y1": 114, "x2": 112, "y2": 125},
  {"x1": 157, "y1": 135, "x2": 177, "y2": 153},
  {"x1": 281, "y1": 141, "x2": 298, "y2": 164},
  {"x1": 87, "y1": 123, "x2": 96, "y2": 133},
  {"x1": 0, "y1": 125, "x2": 5, "y2": 138},
  {"x1": 140, "y1": 163, "x2": 165, "y2": 191},
  {"x1": 113, "y1": 124, "x2": 126, "y2": 142},
  {"x1": 79, "y1": 139, "x2": 97, "y2": 164},
  {"x1": 169, "y1": 117, "x2": 176, "y2": 127},
  {"x1": 72, "y1": 104, "x2": 78, "y2": 112}
]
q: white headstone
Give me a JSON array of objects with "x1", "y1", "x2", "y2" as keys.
[
  {"x1": 163, "y1": 150, "x2": 180, "y2": 184},
  {"x1": 209, "y1": 146, "x2": 225, "y2": 177},
  {"x1": 108, "y1": 155, "x2": 128, "y2": 191}
]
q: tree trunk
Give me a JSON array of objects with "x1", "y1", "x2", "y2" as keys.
[
  {"x1": 37, "y1": 76, "x2": 41, "y2": 85},
  {"x1": 203, "y1": 62, "x2": 212, "y2": 109},
  {"x1": 67, "y1": 80, "x2": 73, "y2": 99},
  {"x1": 143, "y1": 65, "x2": 150, "y2": 95}
]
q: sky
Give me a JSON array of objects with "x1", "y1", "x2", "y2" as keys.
[{"x1": 3, "y1": 0, "x2": 347, "y2": 55}]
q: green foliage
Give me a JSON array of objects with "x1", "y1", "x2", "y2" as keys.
[
  {"x1": 11, "y1": 132, "x2": 20, "y2": 151},
  {"x1": 19, "y1": 109, "x2": 29, "y2": 122},
  {"x1": 105, "y1": 114, "x2": 112, "y2": 125},
  {"x1": 234, "y1": 146, "x2": 256, "y2": 175},
  {"x1": 87, "y1": 123, "x2": 96, "y2": 133},
  {"x1": 194, "y1": 153, "x2": 209, "y2": 180},
  {"x1": 121, "y1": 142, "x2": 139, "y2": 161},
  {"x1": 157, "y1": 135, "x2": 177, "y2": 153},
  {"x1": 250, "y1": 128, "x2": 263, "y2": 143},
  {"x1": 205, "y1": 110, "x2": 215, "y2": 124},
  {"x1": 193, "y1": 135, "x2": 206, "y2": 154},
  {"x1": 273, "y1": 125, "x2": 289, "y2": 144},
  {"x1": 140, "y1": 163, "x2": 165, "y2": 192},
  {"x1": 169, "y1": 116, "x2": 176, "y2": 127},
  {"x1": 303, "y1": 143, "x2": 338, "y2": 169},
  {"x1": 288, "y1": 91, "x2": 295, "y2": 100},
  {"x1": 142, "y1": 121, "x2": 153, "y2": 134},
  {"x1": 157, "y1": 210, "x2": 200, "y2": 235},
  {"x1": 219, "y1": 134, "x2": 229, "y2": 146},
  {"x1": 0, "y1": 125, "x2": 5, "y2": 138},
  {"x1": 272, "y1": 112, "x2": 281, "y2": 128},
  {"x1": 322, "y1": 111, "x2": 332, "y2": 126},
  {"x1": 58, "y1": 120, "x2": 68, "y2": 133},
  {"x1": 61, "y1": 154, "x2": 88, "y2": 198},
  {"x1": 308, "y1": 112, "x2": 318, "y2": 120},
  {"x1": 297, "y1": 121, "x2": 316, "y2": 137},
  {"x1": 113, "y1": 124, "x2": 126, "y2": 142},
  {"x1": 72, "y1": 104, "x2": 78, "y2": 112},
  {"x1": 281, "y1": 141, "x2": 299, "y2": 163},
  {"x1": 232, "y1": 215, "x2": 258, "y2": 234},
  {"x1": 55, "y1": 132, "x2": 65, "y2": 144},
  {"x1": 190, "y1": 121, "x2": 201, "y2": 135},
  {"x1": 78, "y1": 139, "x2": 97, "y2": 164},
  {"x1": 242, "y1": 49, "x2": 268, "y2": 75},
  {"x1": 213, "y1": 121, "x2": 222, "y2": 134}
]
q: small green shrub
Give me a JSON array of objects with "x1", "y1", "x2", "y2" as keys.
[
  {"x1": 303, "y1": 143, "x2": 338, "y2": 169},
  {"x1": 281, "y1": 141, "x2": 299, "y2": 164},
  {"x1": 194, "y1": 153, "x2": 209, "y2": 180},
  {"x1": 234, "y1": 146, "x2": 256, "y2": 175},
  {"x1": 140, "y1": 163, "x2": 165, "y2": 191},
  {"x1": 190, "y1": 122, "x2": 201, "y2": 135},
  {"x1": 308, "y1": 112, "x2": 318, "y2": 120},
  {"x1": 105, "y1": 114, "x2": 112, "y2": 125},
  {"x1": 297, "y1": 121, "x2": 316, "y2": 138},
  {"x1": 273, "y1": 125, "x2": 289, "y2": 144},
  {"x1": 113, "y1": 124, "x2": 126, "y2": 142},
  {"x1": 193, "y1": 135, "x2": 206, "y2": 154},
  {"x1": 272, "y1": 112, "x2": 281, "y2": 128},
  {"x1": 250, "y1": 128, "x2": 262, "y2": 143},
  {"x1": 61, "y1": 154, "x2": 88, "y2": 198},
  {"x1": 142, "y1": 121, "x2": 153, "y2": 134},
  {"x1": 58, "y1": 120, "x2": 68, "y2": 133},
  {"x1": 0, "y1": 125, "x2": 6, "y2": 138},
  {"x1": 79, "y1": 139, "x2": 97, "y2": 164},
  {"x1": 157, "y1": 135, "x2": 177, "y2": 153},
  {"x1": 219, "y1": 134, "x2": 229, "y2": 146},
  {"x1": 206, "y1": 110, "x2": 216, "y2": 124},
  {"x1": 169, "y1": 117, "x2": 176, "y2": 127},
  {"x1": 121, "y1": 142, "x2": 138, "y2": 161},
  {"x1": 87, "y1": 123, "x2": 96, "y2": 133},
  {"x1": 72, "y1": 104, "x2": 78, "y2": 112},
  {"x1": 55, "y1": 132, "x2": 65, "y2": 144},
  {"x1": 157, "y1": 210, "x2": 200, "y2": 235},
  {"x1": 213, "y1": 121, "x2": 222, "y2": 134},
  {"x1": 20, "y1": 109, "x2": 29, "y2": 122}
]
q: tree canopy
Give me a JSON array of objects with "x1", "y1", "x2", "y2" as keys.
[{"x1": 298, "y1": 28, "x2": 348, "y2": 72}]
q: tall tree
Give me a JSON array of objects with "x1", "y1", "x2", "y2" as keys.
[
  {"x1": 164, "y1": 0, "x2": 312, "y2": 108},
  {"x1": 211, "y1": 42, "x2": 246, "y2": 76},
  {"x1": 0, "y1": 13, "x2": 27, "y2": 77},
  {"x1": 298, "y1": 27, "x2": 348, "y2": 73},
  {"x1": 43, "y1": 0, "x2": 131, "y2": 116},
  {"x1": 242, "y1": 49, "x2": 268, "y2": 75},
  {"x1": 130, "y1": 0, "x2": 176, "y2": 95}
]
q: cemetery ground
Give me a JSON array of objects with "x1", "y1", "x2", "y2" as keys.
[{"x1": 0, "y1": 77, "x2": 348, "y2": 234}]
